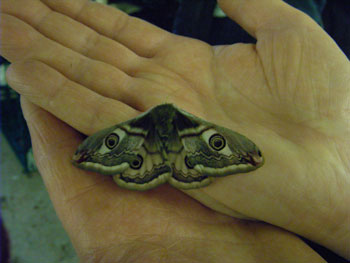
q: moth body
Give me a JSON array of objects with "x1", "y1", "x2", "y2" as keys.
[{"x1": 73, "y1": 104, "x2": 264, "y2": 191}]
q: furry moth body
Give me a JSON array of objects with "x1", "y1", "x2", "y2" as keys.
[{"x1": 72, "y1": 104, "x2": 264, "y2": 191}]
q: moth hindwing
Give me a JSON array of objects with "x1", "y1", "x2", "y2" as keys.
[{"x1": 72, "y1": 104, "x2": 264, "y2": 191}]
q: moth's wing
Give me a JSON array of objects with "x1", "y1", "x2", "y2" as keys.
[
  {"x1": 168, "y1": 107, "x2": 264, "y2": 189},
  {"x1": 72, "y1": 112, "x2": 172, "y2": 191},
  {"x1": 167, "y1": 138, "x2": 215, "y2": 189},
  {"x1": 112, "y1": 136, "x2": 172, "y2": 191}
]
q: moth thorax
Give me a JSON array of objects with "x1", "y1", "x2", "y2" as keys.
[
  {"x1": 156, "y1": 121, "x2": 175, "y2": 138},
  {"x1": 157, "y1": 130, "x2": 170, "y2": 142}
]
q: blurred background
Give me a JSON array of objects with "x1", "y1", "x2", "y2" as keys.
[{"x1": 1, "y1": 0, "x2": 349, "y2": 262}]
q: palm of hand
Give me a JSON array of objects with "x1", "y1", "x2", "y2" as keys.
[
  {"x1": 2, "y1": 0, "x2": 349, "y2": 261},
  {"x1": 65, "y1": 28, "x2": 348, "y2": 261}
]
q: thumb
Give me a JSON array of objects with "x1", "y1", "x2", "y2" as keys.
[{"x1": 217, "y1": 0, "x2": 318, "y2": 38}]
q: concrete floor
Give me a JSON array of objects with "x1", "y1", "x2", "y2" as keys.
[{"x1": 0, "y1": 133, "x2": 78, "y2": 263}]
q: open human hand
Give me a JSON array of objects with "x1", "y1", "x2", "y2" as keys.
[{"x1": 1, "y1": 0, "x2": 349, "y2": 262}]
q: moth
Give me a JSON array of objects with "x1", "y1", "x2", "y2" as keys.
[{"x1": 72, "y1": 104, "x2": 264, "y2": 191}]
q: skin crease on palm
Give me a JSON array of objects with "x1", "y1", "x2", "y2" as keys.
[{"x1": 1, "y1": 0, "x2": 349, "y2": 262}]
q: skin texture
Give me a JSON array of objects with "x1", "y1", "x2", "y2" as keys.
[{"x1": 1, "y1": 0, "x2": 349, "y2": 262}]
